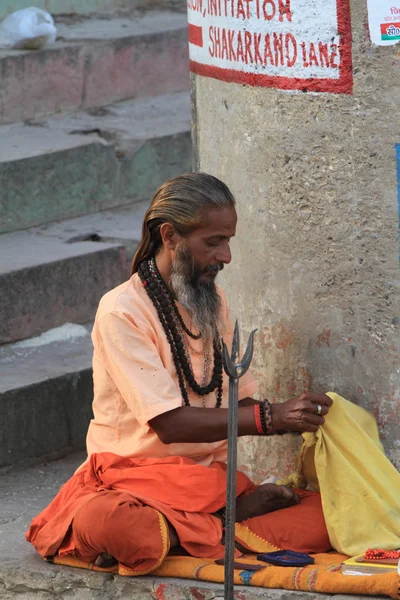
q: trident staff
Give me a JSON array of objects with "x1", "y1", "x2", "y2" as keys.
[{"x1": 222, "y1": 321, "x2": 257, "y2": 600}]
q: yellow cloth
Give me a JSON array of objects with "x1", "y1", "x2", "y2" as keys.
[{"x1": 298, "y1": 393, "x2": 400, "y2": 556}]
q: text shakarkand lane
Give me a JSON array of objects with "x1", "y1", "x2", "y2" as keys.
[{"x1": 208, "y1": 26, "x2": 340, "y2": 70}]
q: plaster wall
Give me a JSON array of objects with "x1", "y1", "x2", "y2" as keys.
[{"x1": 191, "y1": 0, "x2": 400, "y2": 482}]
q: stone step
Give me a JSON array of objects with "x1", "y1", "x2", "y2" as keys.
[
  {"x1": 0, "y1": 90, "x2": 191, "y2": 234},
  {"x1": 0, "y1": 454, "x2": 364, "y2": 600},
  {"x1": 0, "y1": 326, "x2": 93, "y2": 469},
  {"x1": 0, "y1": 1, "x2": 142, "y2": 19},
  {"x1": 0, "y1": 11, "x2": 189, "y2": 124},
  {"x1": 0, "y1": 200, "x2": 148, "y2": 344}
]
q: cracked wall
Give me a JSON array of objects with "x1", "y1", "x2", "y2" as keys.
[{"x1": 192, "y1": 0, "x2": 400, "y2": 481}]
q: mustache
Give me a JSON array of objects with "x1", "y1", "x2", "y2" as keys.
[{"x1": 203, "y1": 263, "x2": 224, "y2": 274}]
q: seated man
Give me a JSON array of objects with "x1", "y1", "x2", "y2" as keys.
[{"x1": 27, "y1": 173, "x2": 333, "y2": 575}]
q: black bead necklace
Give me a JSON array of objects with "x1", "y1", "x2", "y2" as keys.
[
  {"x1": 148, "y1": 257, "x2": 202, "y2": 340},
  {"x1": 138, "y1": 259, "x2": 223, "y2": 407}
]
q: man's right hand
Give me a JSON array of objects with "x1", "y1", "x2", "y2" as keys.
[{"x1": 271, "y1": 392, "x2": 333, "y2": 433}]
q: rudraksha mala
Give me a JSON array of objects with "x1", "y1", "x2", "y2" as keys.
[
  {"x1": 149, "y1": 258, "x2": 202, "y2": 340},
  {"x1": 138, "y1": 258, "x2": 223, "y2": 407}
]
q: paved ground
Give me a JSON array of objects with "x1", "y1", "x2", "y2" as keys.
[{"x1": 0, "y1": 454, "x2": 385, "y2": 599}]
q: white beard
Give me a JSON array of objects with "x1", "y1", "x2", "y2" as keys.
[{"x1": 169, "y1": 243, "x2": 224, "y2": 347}]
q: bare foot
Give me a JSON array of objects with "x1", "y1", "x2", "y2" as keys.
[
  {"x1": 168, "y1": 522, "x2": 179, "y2": 548},
  {"x1": 235, "y1": 484, "x2": 300, "y2": 522},
  {"x1": 94, "y1": 553, "x2": 117, "y2": 568}
]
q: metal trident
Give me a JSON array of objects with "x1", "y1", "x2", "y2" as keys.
[{"x1": 221, "y1": 321, "x2": 257, "y2": 600}]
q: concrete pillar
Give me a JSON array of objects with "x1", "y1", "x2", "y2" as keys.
[{"x1": 190, "y1": 0, "x2": 400, "y2": 482}]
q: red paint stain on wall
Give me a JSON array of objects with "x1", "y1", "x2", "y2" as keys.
[
  {"x1": 316, "y1": 328, "x2": 331, "y2": 347},
  {"x1": 272, "y1": 322, "x2": 296, "y2": 350},
  {"x1": 302, "y1": 367, "x2": 313, "y2": 392}
]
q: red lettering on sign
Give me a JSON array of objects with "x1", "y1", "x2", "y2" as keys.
[
  {"x1": 264, "y1": 33, "x2": 274, "y2": 65},
  {"x1": 221, "y1": 27, "x2": 228, "y2": 59},
  {"x1": 214, "y1": 25, "x2": 221, "y2": 56},
  {"x1": 330, "y1": 44, "x2": 338, "y2": 68},
  {"x1": 285, "y1": 33, "x2": 297, "y2": 67},
  {"x1": 244, "y1": 0, "x2": 254, "y2": 19},
  {"x1": 208, "y1": 0, "x2": 217, "y2": 15},
  {"x1": 318, "y1": 42, "x2": 330, "y2": 67},
  {"x1": 191, "y1": 0, "x2": 353, "y2": 94},
  {"x1": 254, "y1": 32, "x2": 263, "y2": 64},
  {"x1": 237, "y1": 30, "x2": 244, "y2": 62},
  {"x1": 244, "y1": 30, "x2": 254, "y2": 63},
  {"x1": 309, "y1": 42, "x2": 319, "y2": 67},
  {"x1": 202, "y1": 12, "x2": 352, "y2": 93},
  {"x1": 237, "y1": 0, "x2": 246, "y2": 18},
  {"x1": 187, "y1": 0, "x2": 203, "y2": 11},
  {"x1": 301, "y1": 41, "x2": 309, "y2": 67},
  {"x1": 228, "y1": 29, "x2": 237, "y2": 60},
  {"x1": 278, "y1": 0, "x2": 292, "y2": 22},
  {"x1": 262, "y1": 0, "x2": 276, "y2": 20},
  {"x1": 273, "y1": 32, "x2": 284, "y2": 66},
  {"x1": 261, "y1": 0, "x2": 292, "y2": 22}
]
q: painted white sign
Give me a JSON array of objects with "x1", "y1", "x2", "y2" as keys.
[
  {"x1": 187, "y1": 0, "x2": 353, "y2": 94},
  {"x1": 367, "y1": 0, "x2": 400, "y2": 46}
]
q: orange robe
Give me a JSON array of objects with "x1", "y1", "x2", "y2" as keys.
[
  {"x1": 27, "y1": 276, "x2": 330, "y2": 575},
  {"x1": 27, "y1": 453, "x2": 330, "y2": 576}
]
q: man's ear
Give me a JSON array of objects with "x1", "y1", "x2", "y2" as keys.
[{"x1": 160, "y1": 222, "x2": 179, "y2": 250}]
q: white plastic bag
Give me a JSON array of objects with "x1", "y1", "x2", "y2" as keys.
[{"x1": 0, "y1": 7, "x2": 57, "y2": 50}]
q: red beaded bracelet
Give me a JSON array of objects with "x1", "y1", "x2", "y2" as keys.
[
  {"x1": 254, "y1": 404, "x2": 264, "y2": 435},
  {"x1": 253, "y1": 402, "x2": 274, "y2": 435}
]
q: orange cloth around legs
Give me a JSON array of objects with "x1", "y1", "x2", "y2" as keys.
[
  {"x1": 65, "y1": 490, "x2": 170, "y2": 576},
  {"x1": 236, "y1": 489, "x2": 331, "y2": 554},
  {"x1": 27, "y1": 453, "x2": 331, "y2": 575},
  {"x1": 26, "y1": 453, "x2": 253, "y2": 561}
]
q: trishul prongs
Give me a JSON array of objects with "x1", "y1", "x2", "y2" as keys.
[
  {"x1": 222, "y1": 320, "x2": 257, "y2": 380},
  {"x1": 221, "y1": 321, "x2": 257, "y2": 600}
]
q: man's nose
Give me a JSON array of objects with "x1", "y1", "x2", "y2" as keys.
[{"x1": 216, "y1": 244, "x2": 232, "y2": 264}]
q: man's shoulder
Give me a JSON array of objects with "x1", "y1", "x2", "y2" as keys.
[{"x1": 96, "y1": 274, "x2": 148, "y2": 320}]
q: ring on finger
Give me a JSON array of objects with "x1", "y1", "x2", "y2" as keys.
[{"x1": 314, "y1": 403, "x2": 322, "y2": 416}]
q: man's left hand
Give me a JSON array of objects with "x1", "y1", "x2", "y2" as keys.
[{"x1": 271, "y1": 392, "x2": 333, "y2": 433}]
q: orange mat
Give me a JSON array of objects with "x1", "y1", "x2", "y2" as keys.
[{"x1": 50, "y1": 552, "x2": 399, "y2": 598}]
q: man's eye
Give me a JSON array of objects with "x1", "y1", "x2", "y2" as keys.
[{"x1": 206, "y1": 240, "x2": 220, "y2": 247}]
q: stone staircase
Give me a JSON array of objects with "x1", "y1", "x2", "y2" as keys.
[{"x1": 0, "y1": 5, "x2": 191, "y2": 470}]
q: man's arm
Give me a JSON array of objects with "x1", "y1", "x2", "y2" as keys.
[{"x1": 150, "y1": 393, "x2": 333, "y2": 444}]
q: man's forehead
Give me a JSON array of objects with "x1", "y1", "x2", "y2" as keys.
[{"x1": 195, "y1": 206, "x2": 237, "y2": 236}]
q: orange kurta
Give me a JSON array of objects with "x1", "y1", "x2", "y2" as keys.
[{"x1": 86, "y1": 275, "x2": 258, "y2": 466}]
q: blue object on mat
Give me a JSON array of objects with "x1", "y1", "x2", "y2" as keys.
[{"x1": 257, "y1": 550, "x2": 315, "y2": 567}]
